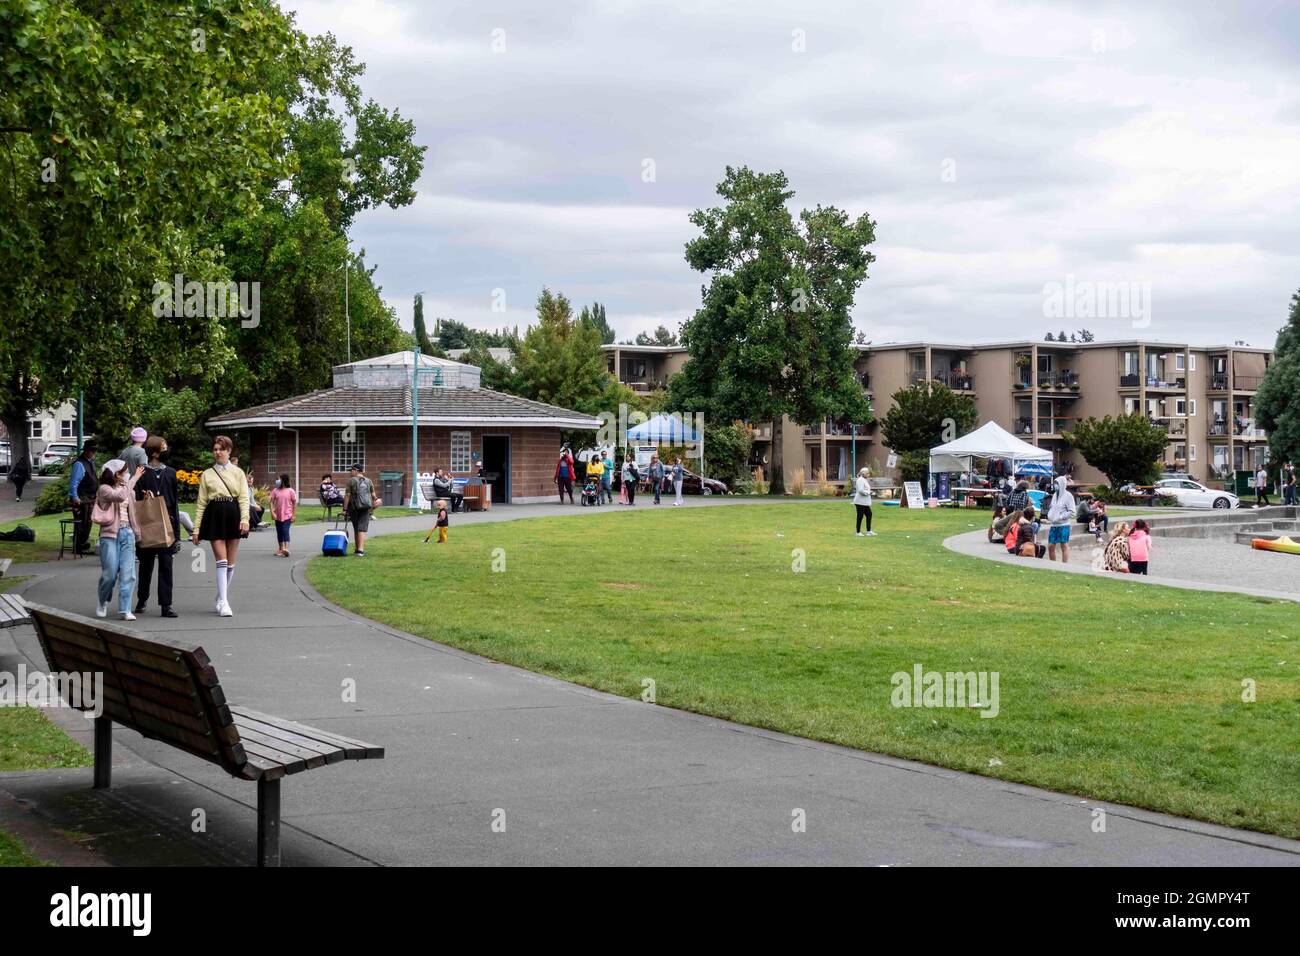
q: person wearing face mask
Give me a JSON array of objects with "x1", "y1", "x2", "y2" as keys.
[{"x1": 134, "y1": 435, "x2": 180, "y2": 618}]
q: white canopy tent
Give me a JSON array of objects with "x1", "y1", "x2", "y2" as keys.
[{"x1": 928, "y1": 421, "x2": 1053, "y2": 475}]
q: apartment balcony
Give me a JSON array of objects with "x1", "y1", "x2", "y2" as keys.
[
  {"x1": 1208, "y1": 375, "x2": 1229, "y2": 392},
  {"x1": 858, "y1": 372, "x2": 872, "y2": 393},
  {"x1": 911, "y1": 370, "x2": 975, "y2": 393},
  {"x1": 1036, "y1": 416, "x2": 1078, "y2": 437},
  {"x1": 1208, "y1": 420, "x2": 1230, "y2": 438},
  {"x1": 1155, "y1": 418, "x2": 1188, "y2": 438},
  {"x1": 1119, "y1": 373, "x2": 1141, "y2": 388},
  {"x1": 1144, "y1": 376, "x2": 1186, "y2": 392},
  {"x1": 1234, "y1": 375, "x2": 1264, "y2": 392},
  {"x1": 747, "y1": 423, "x2": 773, "y2": 442},
  {"x1": 1237, "y1": 419, "x2": 1267, "y2": 440}
]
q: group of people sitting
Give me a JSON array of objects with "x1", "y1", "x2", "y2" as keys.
[{"x1": 987, "y1": 478, "x2": 1151, "y2": 575}]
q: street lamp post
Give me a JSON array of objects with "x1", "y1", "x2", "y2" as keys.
[{"x1": 407, "y1": 348, "x2": 444, "y2": 508}]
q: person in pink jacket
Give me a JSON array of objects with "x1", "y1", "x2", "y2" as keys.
[
  {"x1": 1127, "y1": 519, "x2": 1152, "y2": 575},
  {"x1": 93, "y1": 459, "x2": 145, "y2": 620},
  {"x1": 270, "y1": 473, "x2": 299, "y2": 557}
]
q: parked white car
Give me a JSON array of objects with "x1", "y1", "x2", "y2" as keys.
[
  {"x1": 39, "y1": 441, "x2": 78, "y2": 470},
  {"x1": 1154, "y1": 478, "x2": 1239, "y2": 510}
]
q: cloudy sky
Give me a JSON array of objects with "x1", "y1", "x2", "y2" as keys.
[{"x1": 288, "y1": 0, "x2": 1300, "y2": 348}]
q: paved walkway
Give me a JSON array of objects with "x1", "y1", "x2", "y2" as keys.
[
  {"x1": 945, "y1": 526, "x2": 1300, "y2": 602},
  {"x1": 2, "y1": 497, "x2": 1298, "y2": 865}
]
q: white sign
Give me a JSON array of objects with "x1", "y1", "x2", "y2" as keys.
[
  {"x1": 903, "y1": 481, "x2": 925, "y2": 508},
  {"x1": 886, "y1": 453, "x2": 898, "y2": 469}
]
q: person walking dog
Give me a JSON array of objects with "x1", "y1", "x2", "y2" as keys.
[
  {"x1": 93, "y1": 459, "x2": 144, "y2": 620},
  {"x1": 192, "y1": 435, "x2": 250, "y2": 617},
  {"x1": 134, "y1": 436, "x2": 180, "y2": 618},
  {"x1": 852, "y1": 466, "x2": 876, "y2": 536}
]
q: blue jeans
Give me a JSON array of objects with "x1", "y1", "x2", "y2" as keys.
[
  {"x1": 98, "y1": 528, "x2": 137, "y2": 613},
  {"x1": 275, "y1": 518, "x2": 292, "y2": 544}
]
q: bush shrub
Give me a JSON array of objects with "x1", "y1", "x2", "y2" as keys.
[
  {"x1": 34, "y1": 474, "x2": 71, "y2": 515},
  {"x1": 788, "y1": 467, "x2": 806, "y2": 496}
]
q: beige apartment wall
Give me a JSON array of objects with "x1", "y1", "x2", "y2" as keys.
[{"x1": 967, "y1": 349, "x2": 1014, "y2": 428}]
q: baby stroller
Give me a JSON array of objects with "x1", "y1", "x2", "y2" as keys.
[{"x1": 580, "y1": 478, "x2": 601, "y2": 507}]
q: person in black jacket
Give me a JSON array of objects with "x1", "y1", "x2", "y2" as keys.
[
  {"x1": 134, "y1": 436, "x2": 180, "y2": 618},
  {"x1": 7, "y1": 454, "x2": 31, "y2": 501},
  {"x1": 69, "y1": 439, "x2": 99, "y2": 555}
]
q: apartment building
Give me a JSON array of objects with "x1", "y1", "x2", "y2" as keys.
[{"x1": 602, "y1": 339, "x2": 1275, "y2": 488}]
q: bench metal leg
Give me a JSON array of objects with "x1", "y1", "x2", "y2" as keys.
[
  {"x1": 93, "y1": 716, "x2": 111, "y2": 789},
  {"x1": 257, "y1": 777, "x2": 281, "y2": 867}
]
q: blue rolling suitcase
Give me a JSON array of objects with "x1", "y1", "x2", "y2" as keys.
[{"x1": 322, "y1": 516, "x2": 349, "y2": 556}]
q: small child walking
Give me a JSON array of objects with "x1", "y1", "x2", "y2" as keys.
[
  {"x1": 424, "y1": 500, "x2": 449, "y2": 544},
  {"x1": 1127, "y1": 519, "x2": 1152, "y2": 575}
]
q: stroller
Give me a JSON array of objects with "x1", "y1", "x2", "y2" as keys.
[{"x1": 580, "y1": 478, "x2": 601, "y2": 507}]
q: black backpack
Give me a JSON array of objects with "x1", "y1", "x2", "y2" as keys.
[{"x1": 0, "y1": 524, "x2": 35, "y2": 542}]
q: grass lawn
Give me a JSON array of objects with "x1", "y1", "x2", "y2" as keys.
[{"x1": 309, "y1": 501, "x2": 1300, "y2": 839}]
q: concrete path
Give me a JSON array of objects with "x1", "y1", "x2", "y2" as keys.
[
  {"x1": 945, "y1": 527, "x2": 1300, "y2": 602},
  {"x1": 3, "y1": 497, "x2": 1298, "y2": 866}
]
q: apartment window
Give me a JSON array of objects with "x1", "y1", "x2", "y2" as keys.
[
  {"x1": 266, "y1": 433, "x2": 277, "y2": 475},
  {"x1": 1173, "y1": 443, "x2": 1186, "y2": 462},
  {"x1": 1175, "y1": 399, "x2": 1187, "y2": 416},
  {"x1": 1189, "y1": 354, "x2": 1197, "y2": 372},
  {"x1": 59, "y1": 419, "x2": 74, "y2": 439},
  {"x1": 1188, "y1": 399, "x2": 1196, "y2": 417},
  {"x1": 1213, "y1": 356, "x2": 1227, "y2": 374},
  {"x1": 27, "y1": 420, "x2": 41, "y2": 440},
  {"x1": 450, "y1": 430, "x2": 471, "y2": 473},
  {"x1": 1189, "y1": 444, "x2": 1197, "y2": 462},
  {"x1": 1123, "y1": 351, "x2": 1140, "y2": 376},
  {"x1": 1175, "y1": 353, "x2": 1186, "y2": 371},
  {"x1": 331, "y1": 429, "x2": 365, "y2": 472}
]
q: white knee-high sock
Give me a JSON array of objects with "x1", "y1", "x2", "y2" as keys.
[
  {"x1": 226, "y1": 564, "x2": 235, "y2": 589},
  {"x1": 215, "y1": 559, "x2": 229, "y2": 606}
]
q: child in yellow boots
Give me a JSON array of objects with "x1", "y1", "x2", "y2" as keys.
[{"x1": 424, "y1": 500, "x2": 449, "y2": 543}]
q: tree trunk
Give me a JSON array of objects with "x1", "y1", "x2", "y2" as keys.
[
  {"x1": 0, "y1": 407, "x2": 32, "y2": 474},
  {"x1": 769, "y1": 416, "x2": 785, "y2": 494}
]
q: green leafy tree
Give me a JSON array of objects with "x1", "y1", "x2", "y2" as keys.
[
  {"x1": 1064, "y1": 414, "x2": 1168, "y2": 487},
  {"x1": 879, "y1": 384, "x2": 977, "y2": 454},
  {"x1": 1256, "y1": 290, "x2": 1300, "y2": 470},
  {"x1": 412, "y1": 292, "x2": 443, "y2": 356},
  {"x1": 635, "y1": 325, "x2": 679, "y2": 346},
  {"x1": 672, "y1": 167, "x2": 875, "y2": 493},
  {"x1": 459, "y1": 344, "x2": 519, "y2": 393},
  {"x1": 512, "y1": 289, "x2": 615, "y2": 417},
  {"x1": 578, "y1": 303, "x2": 616, "y2": 344},
  {"x1": 699, "y1": 420, "x2": 753, "y2": 486}
]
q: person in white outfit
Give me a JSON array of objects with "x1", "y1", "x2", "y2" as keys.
[
  {"x1": 852, "y1": 466, "x2": 876, "y2": 536},
  {"x1": 672, "y1": 458, "x2": 685, "y2": 506}
]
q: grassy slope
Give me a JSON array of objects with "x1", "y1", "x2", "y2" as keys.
[{"x1": 308, "y1": 502, "x2": 1300, "y2": 838}]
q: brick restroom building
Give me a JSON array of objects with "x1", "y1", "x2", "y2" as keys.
[{"x1": 207, "y1": 351, "x2": 599, "y2": 505}]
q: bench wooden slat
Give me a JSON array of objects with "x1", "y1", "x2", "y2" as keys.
[
  {"x1": 229, "y1": 707, "x2": 384, "y2": 759},
  {"x1": 228, "y1": 716, "x2": 346, "y2": 765},
  {"x1": 239, "y1": 738, "x2": 312, "y2": 776},
  {"x1": 235, "y1": 726, "x2": 330, "y2": 771}
]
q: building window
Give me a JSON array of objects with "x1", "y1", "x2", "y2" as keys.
[
  {"x1": 1188, "y1": 399, "x2": 1196, "y2": 417},
  {"x1": 1190, "y1": 444, "x2": 1197, "y2": 462},
  {"x1": 60, "y1": 419, "x2": 74, "y2": 439},
  {"x1": 1175, "y1": 353, "x2": 1186, "y2": 371},
  {"x1": 331, "y1": 429, "x2": 365, "y2": 472},
  {"x1": 27, "y1": 420, "x2": 41, "y2": 440},
  {"x1": 266, "y1": 433, "x2": 277, "y2": 476},
  {"x1": 450, "y1": 431, "x2": 471, "y2": 473},
  {"x1": 1175, "y1": 399, "x2": 1187, "y2": 416},
  {"x1": 1189, "y1": 354, "x2": 1197, "y2": 372}
]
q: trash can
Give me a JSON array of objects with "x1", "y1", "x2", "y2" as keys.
[{"x1": 378, "y1": 471, "x2": 404, "y2": 508}]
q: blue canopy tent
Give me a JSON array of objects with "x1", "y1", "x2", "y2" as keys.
[
  {"x1": 625, "y1": 414, "x2": 704, "y2": 477},
  {"x1": 1015, "y1": 461, "x2": 1055, "y2": 478}
]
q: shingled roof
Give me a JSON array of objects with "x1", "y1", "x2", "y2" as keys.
[{"x1": 207, "y1": 384, "x2": 600, "y2": 430}]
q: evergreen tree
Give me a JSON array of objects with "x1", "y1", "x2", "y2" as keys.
[{"x1": 1256, "y1": 290, "x2": 1300, "y2": 470}]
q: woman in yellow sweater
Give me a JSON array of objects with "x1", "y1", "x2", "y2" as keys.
[{"x1": 191, "y1": 434, "x2": 250, "y2": 618}]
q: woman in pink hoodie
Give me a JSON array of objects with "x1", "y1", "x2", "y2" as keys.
[{"x1": 93, "y1": 459, "x2": 145, "y2": 620}]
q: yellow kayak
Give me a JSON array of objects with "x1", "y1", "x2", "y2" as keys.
[{"x1": 1252, "y1": 536, "x2": 1300, "y2": 554}]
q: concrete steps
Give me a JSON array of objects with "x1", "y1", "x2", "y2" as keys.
[{"x1": 1144, "y1": 506, "x2": 1298, "y2": 540}]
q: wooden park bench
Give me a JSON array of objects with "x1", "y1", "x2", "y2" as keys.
[
  {"x1": 0, "y1": 592, "x2": 28, "y2": 628},
  {"x1": 868, "y1": 476, "x2": 900, "y2": 499},
  {"x1": 24, "y1": 602, "x2": 384, "y2": 866}
]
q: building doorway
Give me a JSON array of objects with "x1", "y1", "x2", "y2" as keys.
[{"x1": 482, "y1": 435, "x2": 510, "y2": 503}]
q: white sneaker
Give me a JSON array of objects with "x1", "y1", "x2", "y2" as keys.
[
  {"x1": 121, "y1": 611, "x2": 136, "y2": 621},
  {"x1": 95, "y1": 603, "x2": 108, "y2": 618},
  {"x1": 866, "y1": 531, "x2": 878, "y2": 536},
  {"x1": 855, "y1": 532, "x2": 865, "y2": 537},
  {"x1": 218, "y1": 602, "x2": 234, "y2": 618},
  {"x1": 215, "y1": 595, "x2": 222, "y2": 613}
]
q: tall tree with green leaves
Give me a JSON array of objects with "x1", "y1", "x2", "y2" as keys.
[
  {"x1": 634, "y1": 325, "x2": 679, "y2": 346},
  {"x1": 1064, "y1": 414, "x2": 1169, "y2": 487},
  {"x1": 512, "y1": 289, "x2": 623, "y2": 417},
  {"x1": 879, "y1": 384, "x2": 977, "y2": 455},
  {"x1": 1256, "y1": 290, "x2": 1300, "y2": 470},
  {"x1": 413, "y1": 292, "x2": 436, "y2": 355},
  {"x1": 578, "y1": 302, "x2": 616, "y2": 344},
  {"x1": 671, "y1": 167, "x2": 875, "y2": 492}
]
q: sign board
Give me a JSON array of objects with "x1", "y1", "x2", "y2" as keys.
[
  {"x1": 886, "y1": 453, "x2": 898, "y2": 469},
  {"x1": 902, "y1": 480, "x2": 925, "y2": 508}
]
